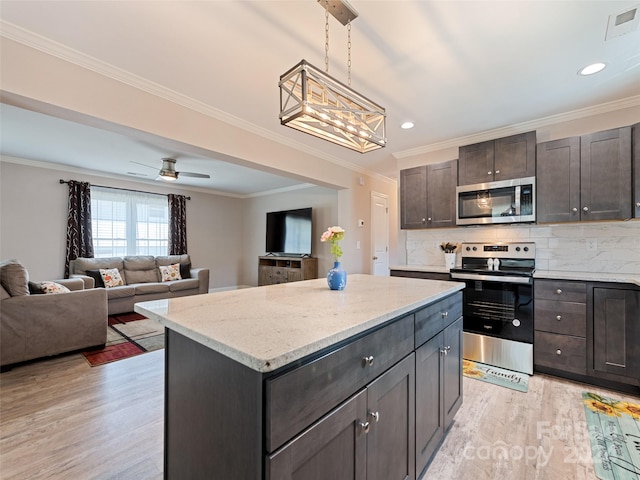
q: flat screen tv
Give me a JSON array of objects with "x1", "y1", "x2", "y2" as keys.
[{"x1": 265, "y1": 207, "x2": 312, "y2": 256}]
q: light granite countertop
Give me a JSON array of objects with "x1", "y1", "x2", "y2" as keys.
[
  {"x1": 135, "y1": 274, "x2": 464, "y2": 373},
  {"x1": 390, "y1": 265, "x2": 640, "y2": 287}
]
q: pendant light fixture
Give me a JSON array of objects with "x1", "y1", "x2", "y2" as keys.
[{"x1": 279, "y1": 0, "x2": 386, "y2": 153}]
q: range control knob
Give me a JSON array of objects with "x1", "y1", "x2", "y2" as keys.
[
  {"x1": 472, "y1": 246, "x2": 477, "y2": 251},
  {"x1": 515, "y1": 247, "x2": 521, "y2": 252},
  {"x1": 524, "y1": 246, "x2": 529, "y2": 252},
  {"x1": 466, "y1": 246, "x2": 471, "y2": 251}
]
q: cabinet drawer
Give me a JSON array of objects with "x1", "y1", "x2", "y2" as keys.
[
  {"x1": 534, "y1": 331, "x2": 586, "y2": 375},
  {"x1": 266, "y1": 315, "x2": 414, "y2": 453},
  {"x1": 535, "y1": 280, "x2": 586, "y2": 303},
  {"x1": 415, "y1": 292, "x2": 462, "y2": 348},
  {"x1": 534, "y1": 299, "x2": 586, "y2": 337}
]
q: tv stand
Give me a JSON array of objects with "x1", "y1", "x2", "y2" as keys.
[{"x1": 258, "y1": 256, "x2": 318, "y2": 286}]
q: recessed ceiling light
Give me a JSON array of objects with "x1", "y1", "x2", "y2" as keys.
[
  {"x1": 401, "y1": 122, "x2": 415, "y2": 129},
  {"x1": 578, "y1": 62, "x2": 606, "y2": 75}
]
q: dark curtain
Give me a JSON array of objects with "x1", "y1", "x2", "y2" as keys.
[
  {"x1": 168, "y1": 194, "x2": 188, "y2": 255},
  {"x1": 64, "y1": 180, "x2": 94, "y2": 278}
]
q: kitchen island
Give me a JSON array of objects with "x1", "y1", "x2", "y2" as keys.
[{"x1": 136, "y1": 274, "x2": 464, "y2": 480}]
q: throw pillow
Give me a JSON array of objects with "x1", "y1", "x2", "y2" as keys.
[
  {"x1": 28, "y1": 281, "x2": 44, "y2": 294},
  {"x1": 179, "y1": 262, "x2": 191, "y2": 279},
  {"x1": 39, "y1": 281, "x2": 71, "y2": 294},
  {"x1": 0, "y1": 259, "x2": 30, "y2": 297},
  {"x1": 159, "y1": 263, "x2": 182, "y2": 282},
  {"x1": 85, "y1": 269, "x2": 106, "y2": 288},
  {"x1": 99, "y1": 268, "x2": 124, "y2": 288}
]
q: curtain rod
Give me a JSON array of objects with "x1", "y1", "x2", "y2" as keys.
[{"x1": 59, "y1": 179, "x2": 191, "y2": 200}]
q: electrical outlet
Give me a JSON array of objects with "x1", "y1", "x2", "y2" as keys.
[
  {"x1": 586, "y1": 238, "x2": 597, "y2": 251},
  {"x1": 356, "y1": 240, "x2": 361, "y2": 249}
]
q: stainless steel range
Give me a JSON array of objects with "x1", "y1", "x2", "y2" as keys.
[{"x1": 450, "y1": 242, "x2": 535, "y2": 375}]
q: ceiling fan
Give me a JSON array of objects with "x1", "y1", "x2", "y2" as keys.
[{"x1": 131, "y1": 157, "x2": 210, "y2": 182}]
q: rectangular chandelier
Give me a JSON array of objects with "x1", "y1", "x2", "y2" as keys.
[{"x1": 279, "y1": 60, "x2": 386, "y2": 153}]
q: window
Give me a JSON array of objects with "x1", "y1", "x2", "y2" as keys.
[{"x1": 91, "y1": 187, "x2": 169, "y2": 257}]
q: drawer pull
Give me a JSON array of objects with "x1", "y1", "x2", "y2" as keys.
[
  {"x1": 441, "y1": 311, "x2": 448, "y2": 318},
  {"x1": 556, "y1": 349, "x2": 562, "y2": 356},
  {"x1": 556, "y1": 315, "x2": 562, "y2": 321},
  {"x1": 556, "y1": 289, "x2": 563, "y2": 295},
  {"x1": 369, "y1": 411, "x2": 380, "y2": 423},
  {"x1": 362, "y1": 355, "x2": 375, "y2": 367},
  {"x1": 440, "y1": 346, "x2": 451, "y2": 356},
  {"x1": 359, "y1": 421, "x2": 370, "y2": 434}
]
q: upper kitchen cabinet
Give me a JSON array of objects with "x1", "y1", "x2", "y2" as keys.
[
  {"x1": 633, "y1": 122, "x2": 640, "y2": 218},
  {"x1": 400, "y1": 160, "x2": 457, "y2": 229},
  {"x1": 458, "y1": 131, "x2": 536, "y2": 185},
  {"x1": 537, "y1": 126, "x2": 632, "y2": 223}
]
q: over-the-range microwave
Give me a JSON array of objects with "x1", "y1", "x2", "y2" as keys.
[{"x1": 456, "y1": 176, "x2": 536, "y2": 225}]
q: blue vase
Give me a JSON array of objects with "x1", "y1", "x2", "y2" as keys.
[{"x1": 327, "y1": 261, "x2": 347, "y2": 290}]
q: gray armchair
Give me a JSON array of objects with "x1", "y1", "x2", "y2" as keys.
[{"x1": 0, "y1": 260, "x2": 108, "y2": 368}]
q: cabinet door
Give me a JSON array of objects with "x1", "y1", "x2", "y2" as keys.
[
  {"x1": 494, "y1": 131, "x2": 536, "y2": 180},
  {"x1": 266, "y1": 390, "x2": 367, "y2": 480},
  {"x1": 415, "y1": 332, "x2": 444, "y2": 475},
  {"x1": 536, "y1": 137, "x2": 581, "y2": 223},
  {"x1": 366, "y1": 354, "x2": 415, "y2": 480},
  {"x1": 592, "y1": 288, "x2": 640, "y2": 383},
  {"x1": 442, "y1": 317, "x2": 463, "y2": 428},
  {"x1": 633, "y1": 123, "x2": 640, "y2": 218},
  {"x1": 400, "y1": 166, "x2": 427, "y2": 229},
  {"x1": 580, "y1": 127, "x2": 632, "y2": 221},
  {"x1": 458, "y1": 140, "x2": 495, "y2": 185},
  {"x1": 426, "y1": 160, "x2": 457, "y2": 228}
]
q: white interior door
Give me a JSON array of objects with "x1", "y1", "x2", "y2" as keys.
[{"x1": 371, "y1": 192, "x2": 389, "y2": 276}]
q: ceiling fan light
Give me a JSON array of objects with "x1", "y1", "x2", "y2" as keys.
[{"x1": 159, "y1": 170, "x2": 178, "y2": 181}]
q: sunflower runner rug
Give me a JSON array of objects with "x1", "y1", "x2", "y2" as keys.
[
  {"x1": 582, "y1": 392, "x2": 640, "y2": 480},
  {"x1": 462, "y1": 359, "x2": 529, "y2": 392},
  {"x1": 82, "y1": 312, "x2": 164, "y2": 366}
]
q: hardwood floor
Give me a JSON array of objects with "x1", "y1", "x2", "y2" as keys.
[{"x1": 1, "y1": 350, "x2": 637, "y2": 479}]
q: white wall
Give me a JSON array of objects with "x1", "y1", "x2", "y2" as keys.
[{"x1": 0, "y1": 158, "x2": 245, "y2": 288}]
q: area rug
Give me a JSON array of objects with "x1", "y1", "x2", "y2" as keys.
[
  {"x1": 82, "y1": 312, "x2": 164, "y2": 366},
  {"x1": 463, "y1": 359, "x2": 529, "y2": 392},
  {"x1": 582, "y1": 392, "x2": 640, "y2": 480}
]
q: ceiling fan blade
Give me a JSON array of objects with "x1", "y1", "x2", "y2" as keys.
[
  {"x1": 130, "y1": 160, "x2": 158, "y2": 170},
  {"x1": 178, "y1": 171, "x2": 210, "y2": 178}
]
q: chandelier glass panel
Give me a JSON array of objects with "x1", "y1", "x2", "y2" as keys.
[{"x1": 278, "y1": 1, "x2": 386, "y2": 153}]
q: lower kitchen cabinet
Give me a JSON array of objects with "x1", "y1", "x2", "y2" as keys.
[
  {"x1": 267, "y1": 354, "x2": 416, "y2": 480},
  {"x1": 534, "y1": 279, "x2": 640, "y2": 391},
  {"x1": 415, "y1": 316, "x2": 463, "y2": 477},
  {"x1": 591, "y1": 287, "x2": 640, "y2": 384}
]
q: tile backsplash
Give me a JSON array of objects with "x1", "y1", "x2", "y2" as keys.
[{"x1": 404, "y1": 220, "x2": 640, "y2": 274}]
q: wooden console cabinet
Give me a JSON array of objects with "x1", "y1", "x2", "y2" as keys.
[{"x1": 258, "y1": 256, "x2": 318, "y2": 286}]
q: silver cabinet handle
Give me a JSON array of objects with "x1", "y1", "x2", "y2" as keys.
[
  {"x1": 422, "y1": 218, "x2": 426, "y2": 222},
  {"x1": 583, "y1": 206, "x2": 589, "y2": 212},
  {"x1": 572, "y1": 207, "x2": 578, "y2": 213},
  {"x1": 556, "y1": 289, "x2": 562, "y2": 295},
  {"x1": 637, "y1": 202, "x2": 640, "y2": 208},
  {"x1": 427, "y1": 217, "x2": 432, "y2": 222},
  {"x1": 362, "y1": 356, "x2": 375, "y2": 367},
  {"x1": 369, "y1": 411, "x2": 380, "y2": 423},
  {"x1": 359, "y1": 421, "x2": 370, "y2": 434},
  {"x1": 556, "y1": 349, "x2": 562, "y2": 355},
  {"x1": 487, "y1": 171, "x2": 492, "y2": 175},
  {"x1": 556, "y1": 315, "x2": 562, "y2": 321},
  {"x1": 495, "y1": 169, "x2": 500, "y2": 174},
  {"x1": 440, "y1": 346, "x2": 451, "y2": 356},
  {"x1": 441, "y1": 311, "x2": 448, "y2": 318}
]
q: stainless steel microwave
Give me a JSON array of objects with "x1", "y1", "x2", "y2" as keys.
[{"x1": 456, "y1": 177, "x2": 536, "y2": 225}]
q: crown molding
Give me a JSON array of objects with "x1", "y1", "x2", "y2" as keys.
[
  {"x1": 0, "y1": 21, "x2": 394, "y2": 185},
  {"x1": 394, "y1": 95, "x2": 640, "y2": 159}
]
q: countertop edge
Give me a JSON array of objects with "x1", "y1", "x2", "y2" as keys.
[
  {"x1": 533, "y1": 270, "x2": 640, "y2": 287},
  {"x1": 135, "y1": 282, "x2": 464, "y2": 373}
]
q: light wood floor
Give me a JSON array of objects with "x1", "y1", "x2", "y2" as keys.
[{"x1": 1, "y1": 351, "x2": 638, "y2": 479}]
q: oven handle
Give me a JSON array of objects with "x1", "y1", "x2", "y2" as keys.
[{"x1": 450, "y1": 272, "x2": 532, "y2": 285}]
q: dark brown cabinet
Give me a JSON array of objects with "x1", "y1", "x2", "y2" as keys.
[
  {"x1": 415, "y1": 315, "x2": 463, "y2": 477},
  {"x1": 537, "y1": 127, "x2": 632, "y2": 223},
  {"x1": 633, "y1": 122, "x2": 640, "y2": 218},
  {"x1": 591, "y1": 286, "x2": 640, "y2": 385},
  {"x1": 268, "y1": 354, "x2": 415, "y2": 480},
  {"x1": 400, "y1": 160, "x2": 457, "y2": 229},
  {"x1": 458, "y1": 131, "x2": 536, "y2": 185}
]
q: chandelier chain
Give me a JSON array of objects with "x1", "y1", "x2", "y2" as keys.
[
  {"x1": 347, "y1": 20, "x2": 352, "y2": 86},
  {"x1": 324, "y1": 0, "x2": 330, "y2": 73}
]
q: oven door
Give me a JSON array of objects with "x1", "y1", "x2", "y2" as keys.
[{"x1": 460, "y1": 278, "x2": 533, "y2": 344}]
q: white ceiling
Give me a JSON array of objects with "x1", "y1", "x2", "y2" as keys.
[{"x1": 1, "y1": 0, "x2": 639, "y2": 196}]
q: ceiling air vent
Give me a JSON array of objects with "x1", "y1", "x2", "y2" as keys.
[{"x1": 605, "y1": 4, "x2": 640, "y2": 40}]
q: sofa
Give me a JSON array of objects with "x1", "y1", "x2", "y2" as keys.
[
  {"x1": 69, "y1": 254, "x2": 209, "y2": 315},
  {"x1": 1, "y1": 259, "x2": 108, "y2": 368}
]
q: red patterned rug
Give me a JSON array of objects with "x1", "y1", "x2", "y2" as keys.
[{"x1": 82, "y1": 312, "x2": 164, "y2": 366}]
